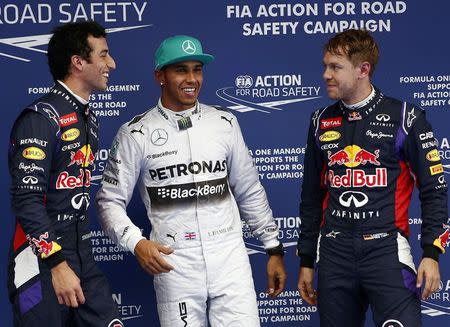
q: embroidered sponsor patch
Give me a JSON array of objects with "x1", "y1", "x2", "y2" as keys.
[
  {"x1": 321, "y1": 117, "x2": 342, "y2": 129},
  {"x1": 22, "y1": 147, "x2": 46, "y2": 160},
  {"x1": 59, "y1": 112, "x2": 78, "y2": 127}
]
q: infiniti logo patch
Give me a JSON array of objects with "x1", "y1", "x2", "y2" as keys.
[
  {"x1": 376, "y1": 113, "x2": 390, "y2": 122},
  {"x1": 71, "y1": 193, "x2": 90, "y2": 210},
  {"x1": 339, "y1": 191, "x2": 369, "y2": 208},
  {"x1": 382, "y1": 320, "x2": 404, "y2": 327},
  {"x1": 22, "y1": 175, "x2": 38, "y2": 184}
]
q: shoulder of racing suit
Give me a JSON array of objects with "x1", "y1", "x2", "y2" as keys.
[
  {"x1": 21, "y1": 100, "x2": 61, "y2": 136},
  {"x1": 398, "y1": 100, "x2": 426, "y2": 136},
  {"x1": 127, "y1": 106, "x2": 156, "y2": 127},
  {"x1": 202, "y1": 103, "x2": 240, "y2": 129},
  {"x1": 309, "y1": 103, "x2": 340, "y2": 138},
  {"x1": 121, "y1": 106, "x2": 158, "y2": 140},
  {"x1": 211, "y1": 104, "x2": 231, "y2": 113}
]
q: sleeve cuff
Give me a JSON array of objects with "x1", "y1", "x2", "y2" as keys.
[
  {"x1": 300, "y1": 254, "x2": 315, "y2": 268},
  {"x1": 129, "y1": 235, "x2": 146, "y2": 255},
  {"x1": 423, "y1": 245, "x2": 440, "y2": 262},
  {"x1": 263, "y1": 239, "x2": 280, "y2": 250},
  {"x1": 42, "y1": 251, "x2": 66, "y2": 269}
]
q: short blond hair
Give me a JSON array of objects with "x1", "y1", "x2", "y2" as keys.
[{"x1": 325, "y1": 29, "x2": 379, "y2": 77}]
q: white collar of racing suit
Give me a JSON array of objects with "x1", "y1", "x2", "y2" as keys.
[
  {"x1": 57, "y1": 80, "x2": 89, "y2": 105},
  {"x1": 157, "y1": 99, "x2": 202, "y2": 131},
  {"x1": 342, "y1": 85, "x2": 375, "y2": 110}
]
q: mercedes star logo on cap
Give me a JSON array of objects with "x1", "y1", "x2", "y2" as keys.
[{"x1": 182, "y1": 40, "x2": 196, "y2": 54}]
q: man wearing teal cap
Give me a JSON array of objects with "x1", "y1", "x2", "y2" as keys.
[
  {"x1": 154, "y1": 35, "x2": 214, "y2": 70},
  {"x1": 96, "y1": 35, "x2": 287, "y2": 326}
]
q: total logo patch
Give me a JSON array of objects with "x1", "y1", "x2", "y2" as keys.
[
  {"x1": 319, "y1": 131, "x2": 341, "y2": 142},
  {"x1": 61, "y1": 128, "x2": 80, "y2": 142},
  {"x1": 22, "y1": 147, "x2": 46, "y2": 160},
  {"x1": 59, "y1": 112, "x2": 78, "y2": 127},
  {"x1": 320, "y1": 117, "x2": 342, "y2": 129}
]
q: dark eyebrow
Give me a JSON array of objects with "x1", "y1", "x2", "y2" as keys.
[{"x1": 173, "y1": 63, "x2": 203, "y2": 69}]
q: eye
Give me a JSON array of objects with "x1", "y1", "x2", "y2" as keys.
[{"x1": 330, "y1": 64, "x2": 340, "y2": 71}]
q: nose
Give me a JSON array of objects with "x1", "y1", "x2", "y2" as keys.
[
  {"x1": 186, "y1": 71, "x2": 196, "y2": 82},
  {"x1": 107, "y1": 54, "x2": 116, "y2": 70},
  {"x1": 323, "y1": 67, "x2": 331, "y2": 81}
]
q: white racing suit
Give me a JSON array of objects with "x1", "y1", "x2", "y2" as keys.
[{"x1": 96, "y1": 100, "x2": 279, "y2": 326}]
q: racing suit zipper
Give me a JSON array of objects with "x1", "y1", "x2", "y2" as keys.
[
  {"x1": 78, "y1": 106, "x2": 90, "y2": 271},
  {"x1": 349, "y1": 117, "x2": 359, "y2": 232}
]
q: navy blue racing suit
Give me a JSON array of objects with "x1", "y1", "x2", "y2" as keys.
[
  {"x1": 8, "y1": 82, "x2": 122, "y2": 327},
  {"x1": 297, "y1": 87, "x2": 449, "y2": 327}
]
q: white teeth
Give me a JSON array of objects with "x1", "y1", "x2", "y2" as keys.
[
  {"x1": 184, "y1": 88, "x2": 194, "y2": 92},
  {"x1": 103, "y1": 73, "x2": 109, "y2": 78}
]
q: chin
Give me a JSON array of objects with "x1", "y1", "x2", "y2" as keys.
[
  {"x1": 327, "y1": 92, "x2": 340, "y2": 100},
  {"x1": 98, "y1": 85, "x2": 108, "y2": 91},
  {"x1": 182, "y1": 99, "x2": 197, "y2": 106}
]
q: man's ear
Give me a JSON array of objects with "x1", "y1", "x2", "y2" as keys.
[
  {"x1": 70, "y1": 55, "x2": 84, "y2": 73},
  {"x1": 155, "y1": 70, "x2": 165, "y2": 86},
  {"x1": 358, "y1": 61, "x2": 371, "y2": 79}
]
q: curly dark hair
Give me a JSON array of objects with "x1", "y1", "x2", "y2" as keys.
[
  {"x1": 325, "y1": 29, "x2": 379, "y2": 77},
  {"x1": 47, "y1": 21, "x2": 106, "y2": 81}
]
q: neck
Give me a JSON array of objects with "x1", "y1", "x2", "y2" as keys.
[
  {"x1": 344, "y1": 81, "x2": 372, "y2": 105},
  {"x1": 343, "y1": 84, "x2": 375, "y2": 109},
  {"x1": 160, "y1": 97, "x2": 196, "y2": 113},
  {"x1": 62, "y1": 76, "x2": 90, "y2": 101},
  {"x1": 159, "y1": 98, "x2": 197, "y2": 114}
]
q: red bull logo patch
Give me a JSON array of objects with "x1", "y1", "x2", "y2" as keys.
[
  {"x1": 433, "y1": 227, "x2": 449, "y2": 253},
  {"x1": 68, "y1": 145, "x2": 95, "y2": 167},
  {"x1": 27, "y1": 232, "x2": 62, "y2": 258},
  {"x1": 328, "y1": 168, "x2": 387, "y2": 188},
  {"x1": 348, "y1": 111, "x2": 362, "y2": 121},
  {"x1": 321, "y1": 117, "x2": 342, "y2": 129},
  {"x1": 328, "y1": 145, "x2": 380, "y2": 168},
  {"x1": 56, "y1": 169, "x2": 91, "y2": 189}
]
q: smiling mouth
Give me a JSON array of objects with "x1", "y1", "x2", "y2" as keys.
[{"x1": 183, "y1": 87, "x2": 196, "y2": 96}]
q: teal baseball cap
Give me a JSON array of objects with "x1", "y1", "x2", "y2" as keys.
[{"x1": 154, "y1": 35, "x2": 214, "y2": 70}]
